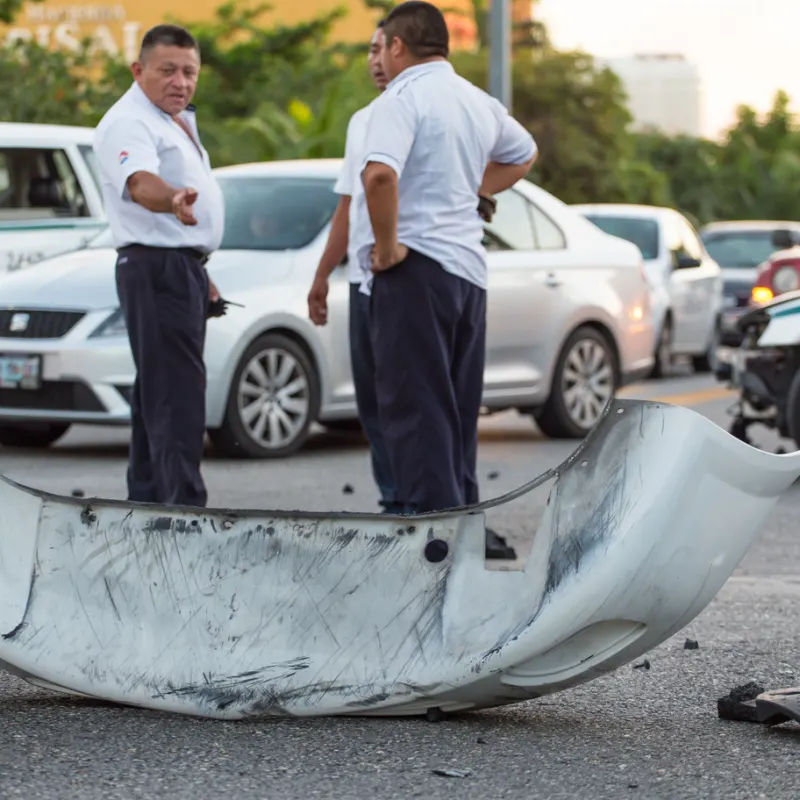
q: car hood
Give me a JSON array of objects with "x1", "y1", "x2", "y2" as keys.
[
  {"x1": 0, "y1": 247, "x2": 299, "y2": 311},
  {"x1": 720, "y1": 267, "x2": 757, "y2": 297}
]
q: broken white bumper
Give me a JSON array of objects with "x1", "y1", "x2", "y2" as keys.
[{"x1": 0, "y1": 398, "x2": 798, "y2": 719}]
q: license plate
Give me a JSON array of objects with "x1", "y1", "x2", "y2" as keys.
[{"x1": 0, "y1": 354, "x2": 42, "y2": 390}]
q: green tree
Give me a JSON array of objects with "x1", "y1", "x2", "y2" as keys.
[
  {"x1": 0, "y1": 0, "x2": 41, "y2": 24},
  {"x1": 631, "y1": 90, "x2": 800, "y2": 225},
  {"x1": 452, "y1": 47, "x2": 669, "y2": 205},
  {"x1": 0, "y1": 38, "x2": 121, "y2": 126},
  {"x1": 713, "y1": 91, "x2": 800, "y2": 221},
  {"x1": 632, "y1": 130, "x2": 722, "y2": 223}
]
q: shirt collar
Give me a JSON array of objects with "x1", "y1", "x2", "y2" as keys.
[{"x1": 386, "y1": 59, "x2": 454, "y2": 90}]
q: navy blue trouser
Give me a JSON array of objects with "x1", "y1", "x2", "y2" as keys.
[
  {"x1": 349, "y1": 282, "x2": 399, "y2": 511},
  {"x1": 369, "y1": 249, "x2": 486, "y2": 514},
  {"x1": 115, "y1": 245, "x2": 209, "y2": 507}
]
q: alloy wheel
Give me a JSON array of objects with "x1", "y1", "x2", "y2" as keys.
[
  {"x1": 237, "y1": 347, "x2": 310, "y2": 450},
  {"x1": 560, "y1": 338, "x2": 615, "y2": 430}
]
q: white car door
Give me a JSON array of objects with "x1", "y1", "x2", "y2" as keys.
[
  {"x1": 483, "y1": 187, "x2": 573, "y2": 401},
  {"x1": 671, "y1": 214, "x2": 717, "y2": 350},
  {"x1": 662, "y1": 213, "x2": 697, "y2": 351}
]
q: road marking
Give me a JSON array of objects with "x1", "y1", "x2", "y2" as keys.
[{"x1": 618, "y1": 385, "x2": 737, "y2": 407}]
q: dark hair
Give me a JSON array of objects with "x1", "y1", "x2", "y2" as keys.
[
  {"x1": 377, "y1": 18, "x2": 386, "y2": 28},
  {"x1": 383, "y1": 1, "x2": 449, "y2": 59},
  {"x1": 139, "y1": 24, "x2": 200, "y2": 61}
]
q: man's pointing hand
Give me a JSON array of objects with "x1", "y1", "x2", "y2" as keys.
[{"x1": 173, "y1": 187, "x2": 198, "y2": 226}]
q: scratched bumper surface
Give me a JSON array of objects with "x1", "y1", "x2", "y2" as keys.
[{"x1": 1, "y1": 398, "x2": 799, "y2": 720}]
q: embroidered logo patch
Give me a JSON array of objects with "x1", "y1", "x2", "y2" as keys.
[{"x1": 119, "y1": 150, "x2": 129, "y2": 164}]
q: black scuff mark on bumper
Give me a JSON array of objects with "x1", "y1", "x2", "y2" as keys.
[{"x1": 2, "y1": 564, "x2": 38, "y2": 641}]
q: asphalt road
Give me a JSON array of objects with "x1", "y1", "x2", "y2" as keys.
[{"x1": 0, "y1": 367, "x2": 797, "y2": 799}]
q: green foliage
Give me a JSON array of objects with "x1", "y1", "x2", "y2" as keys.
[
  {"x1": 0, "y1": 38, "x2": 121, "y2": 126},
  {"x1": 452, "y1": 48, "x2": 669, "y2": 206},
  {"x1": 632, "y1": 91, "x2": 800, "y2": 225},
  {"x1": 0, "y1": 0, "x2": 798, "y2": 225},
  {"x1": 0, "y1": 0, "x2": 39, "y2": 25}
]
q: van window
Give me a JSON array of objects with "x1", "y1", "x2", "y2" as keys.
[
  {"x1": 0, "y1": 147, "x2": 91, "y2": 222},
  {"x1": 79, "y1": 144, "x2": 101, "y2": 194}
]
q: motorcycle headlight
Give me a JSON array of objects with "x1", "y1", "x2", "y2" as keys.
[
  {"x1": 772, "y1": 266, "x2": 800, "y2": 294},
  {"x1": 89, "y1": 308, "x2": 127, "y2": 338}
]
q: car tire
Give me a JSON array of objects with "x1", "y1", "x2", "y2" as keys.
[
  {"x1": 533, "y1": 325, "x2": 619, "y2": 439},
  {"x1": 207, "y1": 332, "x2": 321, "y2": 459},
  {"x1": 785, "y1": 366, "x2": 800, "y2": 451},
  {"x1": 693, "y1": 320, "x2": 720, "y2": 373},
  {"x1": 649, "y1": 316, "x2": 672, "y2": 379},
  {"x1": 0, "y1": 423, "x2": 71, "y2": 449}
]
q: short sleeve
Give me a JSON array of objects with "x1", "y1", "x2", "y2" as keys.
[
  {"x1": 360, "y1": 90, "x2": 418, "y2": 178},
  {"x1": 334, "y1": 112, "x2": 360, "y2": 196},
  {"x1": 489, "y1": 105, "x2": 538, "y2": 165},
  {"x1": 93, "y1": 117, "x2": 161, "y2": 200}
]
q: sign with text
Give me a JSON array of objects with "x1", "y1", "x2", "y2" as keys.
[{"x1": 4, "y1": 3, "x2": 142, "y2": 62}]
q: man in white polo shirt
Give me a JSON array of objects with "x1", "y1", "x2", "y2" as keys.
[
  {"x1": 93, "y1": 24, "x2": 225, "y2": 508},
  {"x1": 307, "y1": 21, "x2": 402, "y2": 513},
  {"x1": 360, "y1": 1, "x2": 537, "y2": 519}
]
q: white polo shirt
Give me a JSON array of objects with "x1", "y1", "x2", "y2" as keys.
[
  {"x1": 93, "y1": 82, "x2": 225, "y2": 254},
  {"x1": 357, "y1": 61, "x2": 537, "y2": 294},
  {"x1": 333, "y1": 99, "x2": 376, "y2": 284}
]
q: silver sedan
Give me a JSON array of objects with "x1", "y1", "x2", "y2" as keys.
[{"x1": 0, "y1": 158, "x2": 655, "y2": 457}]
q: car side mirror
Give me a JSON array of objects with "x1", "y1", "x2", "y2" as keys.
[
  {"x1": 675, "y1": 254, "x2": 702, "y2": 269},
  {"x1": 771, "y1": 229, "x2": 795, "y2": 250}
]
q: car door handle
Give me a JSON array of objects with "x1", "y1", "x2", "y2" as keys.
[{"x1": 544, "y1": 273, "x2": 561, "y2": 288}]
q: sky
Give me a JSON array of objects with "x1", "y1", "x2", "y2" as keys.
[{"x1": 535, "y1": 0, "x2": 800, "y2": 139}]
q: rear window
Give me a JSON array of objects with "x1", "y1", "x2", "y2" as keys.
[
  {"x1": 0, "y1": 147, "x2": 91, "y2": 222},
  {"x1": 580, "y1": 214, "x2": 660, "y2": 260},
  {"x1": 217, "y1": 176, "x2": 338, "y2": 251},
  {"x1": 701, "y1": 230, "x2": 782, "y2": 269}
]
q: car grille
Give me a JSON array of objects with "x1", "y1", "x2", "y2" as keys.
[
  {"x1": 0, "y1": 381, "x2": 105, "y2": 412},
  {"x1": 0, "y1": 309, "x2": 85, "y2": 339}
]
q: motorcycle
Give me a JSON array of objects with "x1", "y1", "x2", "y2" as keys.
[{"x1": 715, "y1": 288, "x2": 800, "y2": 449}]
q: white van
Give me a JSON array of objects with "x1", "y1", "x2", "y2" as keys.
[{"x1": 0, "y1": 122, "x2": 106, "y2": 274}]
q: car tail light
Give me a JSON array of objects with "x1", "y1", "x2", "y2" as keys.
[{"x1": 751, "y1": 256, "x2": 800, "y2": 305}]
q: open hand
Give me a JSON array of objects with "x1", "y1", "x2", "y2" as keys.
[
  {"x1": 173, "y1": 187, "x2": 198, "y2": 226},
  {"x1": 370, "y1": 243, "x2": 409, "y2": 274}
]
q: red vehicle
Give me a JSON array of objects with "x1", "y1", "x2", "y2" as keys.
[{"x1": 751, "y1": 229, "x2": 800, "y2": 306}]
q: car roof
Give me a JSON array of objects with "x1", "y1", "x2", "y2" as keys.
[
  {"x1": 570, "y1": 203, "x2": 673, "y2": 219},
  {"x1": 0, "y1": 121, "x2": 95, "y2": 144},
  {"x1": 700, "y1": 220, "x2": 800, "y2": 233},
  {"x1": 213, "y1": 158, "x2": 344, "y2": 178}
]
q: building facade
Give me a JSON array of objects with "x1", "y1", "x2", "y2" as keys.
[
  {"x1": 0, "y1": 0, "x2": 487, "y2": 63},
  {"x1": 598, "y1": 53, "x2": 703, "y2": 137}
]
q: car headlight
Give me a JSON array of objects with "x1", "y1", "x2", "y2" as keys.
[
  {"x1": 772, "y1": 266, "x2": 800, "y2": 294},
  {"x1": 89, "y1": 308, "x2": 128, "y2": 338}
]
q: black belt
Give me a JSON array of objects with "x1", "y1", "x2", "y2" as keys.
[{"x1": 117, "y1": 244, "x2": 210, "y2": 265}]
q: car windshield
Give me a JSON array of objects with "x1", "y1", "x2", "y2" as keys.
[
  {"x1": 700, "y1": 230, "x2": 781, "y2": 268},
  {"x1": 580, "y1": 214, "x2": 660, "y2": 260},
  {"x1": 87, "y1": 174, "x2": 339, "y2": 251}
]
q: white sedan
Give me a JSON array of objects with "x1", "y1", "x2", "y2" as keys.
[
  {"x1": 0, "y1": 159, "x2": 655, "y2": 457},
  {"x1": 573, "y1": 203, "x2": 724, "y2": 377}
]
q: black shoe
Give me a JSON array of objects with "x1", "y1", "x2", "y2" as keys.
[{"x1": 485, "y1": 527, "x2": 517, "y2": 560}]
